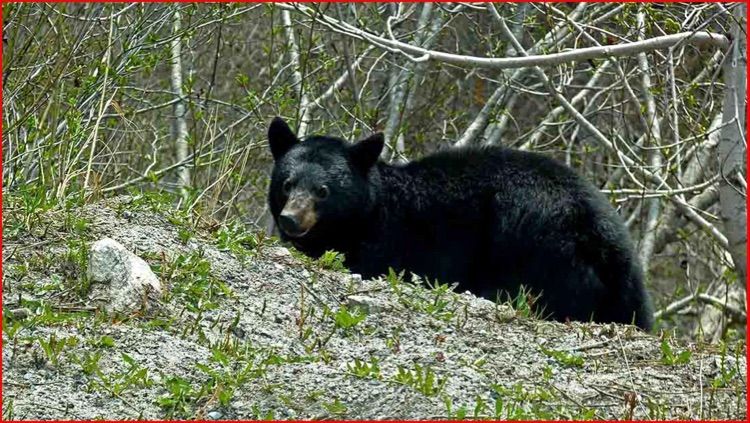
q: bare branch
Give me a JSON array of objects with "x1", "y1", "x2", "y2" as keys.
[
  {"x1": 455, "y1": 3, "x2": 592, "y2": 147},
  {"x1": 286, "y1": 2, "x2": 728, "y2": 70},
  {"x1": 654, "y1": 290, "x2": 746, "y2": 323},
  {"x1": 491, "y1": 3, "x2": 730, "y2": 251}
]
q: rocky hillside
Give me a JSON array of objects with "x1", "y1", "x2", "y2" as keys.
[{"x1": 2, "y1": 196, "x2": 746, "y2": 420}]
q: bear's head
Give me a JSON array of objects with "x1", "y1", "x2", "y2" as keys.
[{"x1": 267, "y1": 117, "x2": 384, "y2": 244}]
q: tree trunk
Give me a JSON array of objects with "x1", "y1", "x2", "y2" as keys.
[
  {"x1": 170, "y1": 7, "x2": 190, "y2": 195},
  {"x1": 717, "y1": 3, "x2": 747, "y2": 284},
  {"x1": 697, "y1": 3, "x2": 748, "y2": 343}
]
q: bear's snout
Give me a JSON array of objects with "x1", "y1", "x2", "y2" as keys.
[{"x1": 279, "y1": 191, "x2": 318, "y2": 238}]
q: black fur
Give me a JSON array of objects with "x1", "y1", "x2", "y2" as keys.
[{"x1": 268, "y1": 119, "x2": 654, "y2": 330}]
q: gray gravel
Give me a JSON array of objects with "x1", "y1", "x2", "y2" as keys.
[{"x1": 2, "y1": 196, "x2": 746, "y2": 419}]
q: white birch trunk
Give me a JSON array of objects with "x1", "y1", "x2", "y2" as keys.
[
  {"x1": 696, "y1": 3, "x2": 747, "y2": 342},
  {"x1": 170, "y1": 7, "x2": 190, "y2": 193},
  {"x1": 717, "y1": 3, "x2": 747, "y2": 283},
  {"x1": 635, "y1": 10, "x2": 664, "y2": 273}
]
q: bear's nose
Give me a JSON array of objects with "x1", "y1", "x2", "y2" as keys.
[{"x1": 278, "y1": 213, "x2": 302, "y2": 235}]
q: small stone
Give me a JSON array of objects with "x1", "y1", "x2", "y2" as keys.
[
  {"x1": 265, "y1": 246, "x2": 292, "y2": 259},
  {"x1": 232, "y1": 326, "x2": 246, "y2": 339},
  {"x1": 88, "y1": 238, "x2": 163, "y2": 315},
  {"x1": 347, "y1": 295, "x2": 393, "y2": 314},
  {"x1": 207, "y1": 410, "x2": 222, "y2": 420},
  {"x1": 8, "y1": 308, "x2": 31, "y2": 320}
]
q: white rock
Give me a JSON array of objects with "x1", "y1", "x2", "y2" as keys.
[
  {"x1": 347, "y1": 295, "x2": 393, "y2": 314},
  {"x1": 265, "y1": 246, "x2": 292, "y2": 259},
  {"x1": 88, "y1": 238, "x2": 162, "y2": 314}
]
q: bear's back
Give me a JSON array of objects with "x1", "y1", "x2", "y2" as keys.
[{"x1": 383, "y1": 146, "x2": 595, "y2": 213}]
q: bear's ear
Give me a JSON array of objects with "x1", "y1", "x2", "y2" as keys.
[
  {"x1": 268, "y1": 117, "x2": 299, "y2": 160},
  {"x1": 350, "y1": 133, "x2": 384, "y2": 171}
]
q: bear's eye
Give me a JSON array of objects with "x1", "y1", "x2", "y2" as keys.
[
  {"x1": 315, "y1": 185, "x2": 329, "y2": 200},
  {"x1": 282, "y1": 179, "x2": 293, "y2": 194}
]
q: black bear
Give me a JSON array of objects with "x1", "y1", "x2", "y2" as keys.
[{"x1": 267, "y1": 117, "x2": 654, "y2": 330}]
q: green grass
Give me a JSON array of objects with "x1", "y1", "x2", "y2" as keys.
[
  {"x1": 540, "y1": 346, "x2": 585, "y2": 368},
  {"x1": 37, "y1": 333, "x2": 78, "y2": 367},
  {"x1": 322, "y1": 398, "x2": 348, "y2": 415},
  {"x1": 87, "y1": 352, "x2": 155, "y2": 397},
  {"x1": 392, "y1": 363, "x2": 447, "y2": 397},
  {"x1": 156, "y1": 375, "x2": 200, "y2": 418},
  {"x1": 156, "y1": 250, "x2": 234, "y2": 314},
  {"x1": 659, "y1": 339, "x2": 692, "y2": 365},
  {"x1": 346, "y1": 357, "x2": 381, "y2": 379},
  {"x1": 212, "y1": 219, "x2": 266, "y2": 262},
  {"x1": 384, "y1": 268, "x2": 459, "y2": 322},
  {"x1": 332, "y1": 305, "x2": 366, "y2": 331},
  {"x1": 315, "y1": 250, "x2": 347, "y2": 272}
]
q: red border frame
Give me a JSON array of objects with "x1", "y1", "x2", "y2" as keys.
[{"x1": 0, "y1": 1, "x2": 747, "y2": 422}]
